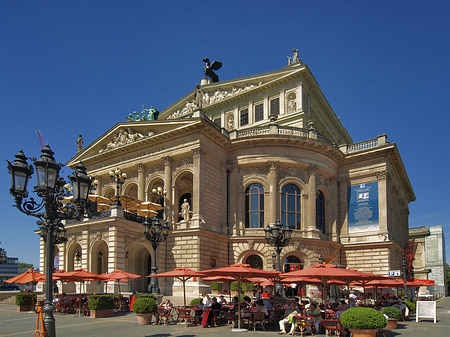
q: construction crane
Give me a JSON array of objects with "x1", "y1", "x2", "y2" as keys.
[{"x1": 36, "y1": 130, "x2": 44, "y2": 150}]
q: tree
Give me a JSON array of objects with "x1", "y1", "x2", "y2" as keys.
[
  {"x1": 445, "y1": 264, "x2": 450, "y2": 292},
  {"x1": 18, "y1": 262, "x2": 34, "y2": 270}
]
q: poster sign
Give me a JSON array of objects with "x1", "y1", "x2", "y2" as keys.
[
  {"x1": 348, "y1": 182, "x2": 379, "y2": 233},
  {"x1": 416, "y1": 301, "x2": 437, "y2": 323}
]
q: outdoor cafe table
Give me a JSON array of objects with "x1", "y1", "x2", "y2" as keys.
[
  {"x1": 292, "y1": 315, "x2": 315, "y2": 336},
  {"x1": 174, "y1": 307, "x2": 201, "y2": 326}
]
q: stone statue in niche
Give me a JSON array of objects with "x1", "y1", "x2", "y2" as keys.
[
  {"x1": 227, "y1": 114, "x2": 235, "y2": 131},
  {"x1": 287, "y1": 94, "x2": 297, "y2": 113},
  {"x1": 179, "y1": 199, "x2": 191, "y2": 221}
]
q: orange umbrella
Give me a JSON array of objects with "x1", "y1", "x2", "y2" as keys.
[
  {"x1": 100, "y1": 269, "x2": 141, "y2": 295},
  {"x1": 6, "y1": 270, "x2": 44, "y2": 310},
  {"x1": 148, "y1": 267, "x2": 204, "y2": 307},
  {"x1": 56, "y1": 269, "x2": 106, "y2": 317},
  {"x1": 200, "y1": 264, "x2": 280, "y2": 330}
]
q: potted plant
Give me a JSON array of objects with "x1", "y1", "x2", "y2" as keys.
[
  {"x1": 383, "y1": 306, "x2": 402, "y2": 329},
  {"x1": 190, "y1": 298, "x2": 202, "y2": 306},
  {"x1": 88, "y1": 294, "x2": 115, "y2": 318},
  {"x1": 210, "y1": 281, "x2": 223, "y2": 294},
  {"x1": 340, "y1": 307, "x2": 387, "y2": 337},
  {"x1": 242, "y1": 282, "x2": 256, "y2": 297},
  {"x1": 15, "y1": 293, "x2": 37, "y2": 312},
  {"x1": 133, "y1": 295, "x2": 157, "y2": 325}
]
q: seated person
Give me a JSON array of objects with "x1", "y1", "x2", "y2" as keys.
[
  {"x1": 255, "y1": 299, "x2": 269, "y2": 317},
  {"x1": 392, "y1": 299, "x2": 408, "y2": 319},
  {"x1": 62, "y1": 293, "x2": 72, "y2": 304},
  {"x1": 306, "y1": 302, "x2": 322, "y2": 333},
  {"x1": 265, "y1": 297, "x2": 276, "y2": 310},
  {"x1": 278, "y1": 301, "x2": 299, "y2": 334},
  {"x1": 217, "y1": 295, "x2": 227, "y2": 304},
  {"x1": 333, "y1": 303, "x2": 348, "y2": 318},
  {"x1": 209, "y1": 297, "x2": 222, "y2": 327}
]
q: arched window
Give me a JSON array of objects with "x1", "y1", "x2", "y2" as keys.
[
  {"x1": 316, "y1": 191, "x2": 325, "y2": 233},
  {"x1": 245, "y1": 183, "x2": 264, "y2": 228},
  {"x1": 284, "y1": 256, "x2": 304, "y2": 273},
  {"x1": 246, "y1": 255, "x2": 263, "y2": 269},
  {"x1": 281, "y1": 184, "x2": 301, "y2": 229}
]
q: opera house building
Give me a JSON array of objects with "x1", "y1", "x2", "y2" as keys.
[{"x1": 39, "y1": 51, "x2": 415, "y2": 300}]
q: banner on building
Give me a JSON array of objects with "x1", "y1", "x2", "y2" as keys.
[
  {"x1": 289, "y1": 264, "x2": 302, "y2": 272},
  {"x1": 404, "y1": 239, "x2": 418, "y2": 276},
  {"x1": 348, "y1": 182, "x2": 379, "y2": 233}
]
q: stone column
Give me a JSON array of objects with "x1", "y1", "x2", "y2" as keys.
[
  {"x1": 191, "y1": 147, "x2": 204, "y2": 226},
  {"x1": 376, "y1": 171, "x2": 388, "y2": 233},
  {"x1": 268, "y1": 161, "x2": 279, "y2": 224},
  {"x1": 328, "y1": 178, "x2": 338, "y2": 241},
  {"x1": 307, "y1": 166, "x2": 317, "y2": 230},
  {"x1": 137, "y1": 163, "x2": 145, "y2": 201},
  {"x1": 162, "y1": 156, "x2": 172, "y2": 224},
  {"x1": 339, "y1": 178, "x2": 349, "y2": 236}
]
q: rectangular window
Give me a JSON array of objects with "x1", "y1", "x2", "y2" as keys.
[
  {"x1": 254, "y1": 103, "x2": 264, "y2": 122},
  {"x1": 240, "y1": 108, "x2": 249, "y2": 126},
  {"x1": 214, "y1": 118, "x2": 221, "y2": 127},
  {"x1": 270, "y1": 98, "x2": 279, "y2": 115}
]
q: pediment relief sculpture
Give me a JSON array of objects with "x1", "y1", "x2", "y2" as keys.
[
  {"x1": 99, "y1": 128, "x2": 154, "y2": 153},
  {"x1": 167, "y1": 81, "x2": 264, "y2": 120}
]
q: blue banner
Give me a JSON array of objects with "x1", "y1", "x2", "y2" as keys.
[{"x1": 348, "y1": 182, "x2": 379, "y2": 233}]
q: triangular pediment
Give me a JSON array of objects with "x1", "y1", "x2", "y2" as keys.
[
  {"x1": 159, "y1": 63, "x2": 307, "y2": 120},
  {"x1": 67, "y1": 119, "x2": 200, "y2": 168}
]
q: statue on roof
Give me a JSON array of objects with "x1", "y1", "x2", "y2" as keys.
[
  {"x1": 202, "y1": 58, "x2": 222, "y2": 82},
  {"x1": 126, "y1": 105, "x2": 159, "y2": 121},
  {"x1": 287, "y1": 48, "x2": 302, "y2": 65}
]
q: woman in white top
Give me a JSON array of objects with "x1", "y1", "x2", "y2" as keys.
[{"x1": 202, "y1": 293, "x2": 212, "y2": 307}]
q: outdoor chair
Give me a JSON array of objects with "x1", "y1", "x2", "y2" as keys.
[
  {"x1": 157, "y1": 307, "x2": 174, "y2": 325},
  {"x1": 292, "y1": 315, "x2": 315, "y2": 336},
  {"x1": 223, "y1": 311, "x2": 238, "y2": 328},
  {"x1": 321, "y1": 319, "x2": 346, "y2": 336},
  {"x1": 249, "y1": 311, "x2": 266, "y2": 331}
]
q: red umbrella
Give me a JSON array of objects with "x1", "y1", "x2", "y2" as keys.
[
  {"x1": 281, "y1": 263, "x2": 374, "y2": 304},
  {"x1": 148, "y1": 267, "x2": 204, "y2": 307},
  {"x1": 6, "y1": 270, "x2": 45, "y2": 310},
  {"x1": 100, "y1": 269, "x2": 141, "y2": 295},
  {"x1": 202, "y1": 276, "x2": 237, "y2": 302},
  {"x1": 200, "y1": 264, "x2": 280, "y2": 331},
  {"x1": 35, "y1": 270, "x2": 69, "y2": 282},
  {"x1": 56, "y1": 269, "x2": 106, "y2": 317}
]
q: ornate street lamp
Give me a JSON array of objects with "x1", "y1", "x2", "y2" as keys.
[
  {"x1": 143, "y1": 215, "x2": 169, "y2": 294},
  {"x1": 109, "y1": 168, "x2": 127, "y2": 206},
  {"x1": 151, "y1": 186, "x2": 167, "y2": 218},
  {"x1": 7, "y1": 145, "x2": 93, "y2": 337},
  {"x1": 265, "y1": 219, "x2": 292, "y2": 296}
]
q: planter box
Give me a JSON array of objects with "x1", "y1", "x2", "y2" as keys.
[
  {"x1": 348, "y1": 328, "x2": 378, "y2": 337},
  {"x1": 17, "y1": 304, "x2": 33, "y2": 312},
  {"x1": 90, "y1": 309, "x2": 114, "y2": 318},
  {"x1": 136, "y1": 313, "x2": 153, "y2": 325},
  {"x1": 385, "y1": 318, "x2": 398, "y2": 330}
]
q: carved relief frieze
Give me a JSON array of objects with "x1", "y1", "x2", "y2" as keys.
[
  {"x1": 167, "y1": 82, "x2": 264, "y2": 119},
  {"x1": 241, "y1": 166, "x2": 268, "y2": 178},
  {"x1": 147, "y1": 165, "x2": 164, "y2": 176},
  {"x1": 376, "y1": 170, "x2": 388, "y2": 180},
  {"x1": 279, "y1": 166, "x2": 306, "y2": 182},
  {"x1": 99, "y1": 128, "x2": 154, "y2": 153},
  {"x1": 191, "y1": 148, "x2": 204, "y2": 158}
]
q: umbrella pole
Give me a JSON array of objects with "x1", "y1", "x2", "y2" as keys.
[
  {"x1": 182, "y1": 278, "x2": 187, "y2": 308},
  {"x1": 237, "y1": 278, "x2": 241, "y2": 330},
  {"x1": 79, "y1": 281, "x2": 82, "y2": 317}
]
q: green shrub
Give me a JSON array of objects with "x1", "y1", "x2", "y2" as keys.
[
  {"x1": 340, "y1": 307, "x2": 387, "y2": 329},
  {"x1": 132, "y1": 296, "x2": 157, "y2": 314},
  {"x1": 242, "y1": 282, "x2": 256, "y2": 292},
  {"x1": 404, "y1": 300, "x2": 415, "y2": 312},
  {"x1": 210, "y1": 281, "x2": 223, "y2": 291},
  {"x1": 383, "y1": 306, "x2": 402, "y2": 319},
  {"x1": 232, "y1": 294, "x2": 247, "y2": 303},
  {"x1": 135, "y1": 294, "x2": 157, "y2": 301},
  {"x1": 190, "y1": 298, "x2": 202, "y2": 306},
  {"x1": 88, "y1": 294, "x2": 115, "y2": 310},
  {"x1": 15, "y1": 293, "x2": 37, "y2": 306}
]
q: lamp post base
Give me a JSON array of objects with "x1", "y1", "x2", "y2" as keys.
[{"x1": 42, "y1": 302, "x2": 56, "y2": 337}]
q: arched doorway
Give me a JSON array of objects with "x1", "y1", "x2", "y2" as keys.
[
  {"x1": 284, "y1": 256, "x2": 304, "y2": 297},
  {"x1": 246, "y1": 254, "x2": 263, "y2": 269}
]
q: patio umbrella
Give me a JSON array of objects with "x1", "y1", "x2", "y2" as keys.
[
  {"x1": 100, "y1": 269, "x2": 141, "y2": 295},
  {"x1": 147, "y1": 267, "x2": 205, "y2": 307},
  {"x1": 200, "y1": 264, "x2": 280, "y2": 331},
  {"x1": 281, "y1": 263, "x2": 373, "y2": 305},
  {"x1": 115, "y1": 195, "x2": 144, "y2": 211},
  {"x1": 6, "y1": 270, "x2": 45, "y2": 310},
  {"x1": 202, "y1": 276, "x2": 244, "y2": 302},
  {"x1": 56, "y1": 269, "x2": 106, "y2": 317}
]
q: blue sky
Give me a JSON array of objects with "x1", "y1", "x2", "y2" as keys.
[{"x1": 1, "y1": 1, "x2": 449, "y2": 269}]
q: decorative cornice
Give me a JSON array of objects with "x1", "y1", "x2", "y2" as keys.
[{"x1": 376, "y1": 170, "x2": 388, "y2": 180}]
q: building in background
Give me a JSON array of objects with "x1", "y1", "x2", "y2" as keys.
[
  {"x1": 410, "y1": 225, "x2": 447, "y2": 297},
  {"x1": 39, "y1": 50, "x2": 415, "y2": 301},
  {"x1": 0, "y1": 255, "x2": 19, "y2": 287}
]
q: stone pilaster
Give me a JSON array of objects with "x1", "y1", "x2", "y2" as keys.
[
  {"x1": 268, "y1": 161, "x2": 279, "y2": 223},
  {"x1": 137, "y1": 163, "x2": 145, "y2": 201},
  {"x1": 191, "y1": 148, "x2": 204, "y2": 227},
  {"x1": 162, "y1": 156, "x2": 172, "y2": 224},
  {"x1": 328, "y1": 178, "x2": 338, "y2": 241},
  {"x1": 307, "y1": 166, "x2": 316, "y2": 229},
  {"x1": 376, "y1": 171, "x2": 388, "y2": 233}
]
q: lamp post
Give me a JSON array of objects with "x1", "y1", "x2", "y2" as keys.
[
  {"x1": 109, "y1": 168, "x2": 127, "y2": 206},
  {"x1": 7, "y1": 145, "x2": 93, "y2": 337},
  {"x1": 151, "y1": 186, "x2": 167, "y2": 218},
  {"x1": 143, "y1": 216, "x2": 169, "y2": 294},
  {"x1": 402, "y1": 254, "x2": 408, "y2": 299},
  {"x1": 264, "y1": 219, "x2": 292, "y2": 296}
]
